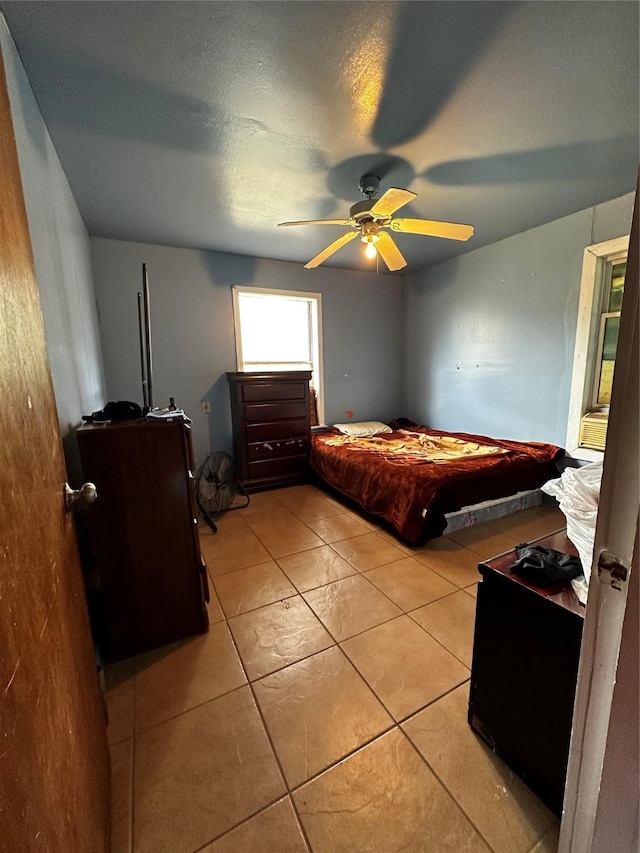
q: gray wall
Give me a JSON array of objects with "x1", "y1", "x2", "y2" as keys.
[
  {"x1": 90, "y1": 238, "x2": 404, "y2": 464},
  {"x1": 402, "y1": 193, "x2": 634, "y2": 447},
  {"x1": 1, "y1": 16, "x2": 106, "y2": 457}
]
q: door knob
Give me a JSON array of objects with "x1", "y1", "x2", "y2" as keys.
[{"x1": 64, "y1": 482, "x2": 98, "y2": 511}]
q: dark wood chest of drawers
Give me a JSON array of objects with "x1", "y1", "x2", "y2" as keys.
[
  {"x1": 77, "y1": 419, "x2": 209, "y2": 660},
  {"x1": 468, "y1": 530, "x2": 585, "y2": 816},
  {"x1": 227, "y1": 371, "x2": 312, "y2": 492}
]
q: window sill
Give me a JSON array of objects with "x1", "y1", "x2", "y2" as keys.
[{"x1": 567, "y1": 447, "x2": 604, "y2": 463}]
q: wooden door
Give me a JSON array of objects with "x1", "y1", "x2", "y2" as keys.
[
  {"x1": 0, "y1": 45, "x2": 110, "y2": 851},
  {"x1": 560, "y1": 179, "x2": 639, "y2": 851}
]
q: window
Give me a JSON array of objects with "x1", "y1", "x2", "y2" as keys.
[
  {"x1": 591, "y1": 260, "x2": 625, "y2": 408},
  {"x1": 232, "y1": 286, "x2": 324, "y2": 424},
  {"x1": 566, "y1": 237, "x2": 629, "y2": 457}
]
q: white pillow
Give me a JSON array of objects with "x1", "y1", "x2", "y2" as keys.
[{"x1": 333, "y1": 421, "x2": 393, "y2": 438}]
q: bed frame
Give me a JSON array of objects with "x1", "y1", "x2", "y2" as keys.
[{"x1": 310, "y1": 422, "x2": 563, "y2": 544}]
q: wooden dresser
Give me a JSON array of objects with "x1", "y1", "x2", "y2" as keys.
[
  {"x1": 77, "y1": 419, "x2": 209, "y2": 660},
  {"x1": 468, "y1": 529, "x2": 585, "y2": 816},
  {"x1": 227, "y1": 371, "x2": 312, "y2": 492}
]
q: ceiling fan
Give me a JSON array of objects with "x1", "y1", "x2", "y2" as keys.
[{"x1": 278, "y1": 175, "x2": 474, "y2": 271}]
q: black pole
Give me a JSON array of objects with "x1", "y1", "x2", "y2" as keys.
[
  {"x1": 142, "y1": 263, "x2": 154, "y2": 410},
  {"x1": 137, "y1": 291, "x2": 148, "y2": 408}
]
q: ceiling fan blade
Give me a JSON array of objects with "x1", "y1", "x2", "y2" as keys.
[
  {"x1": 278, "y1": 218, "x2": 352, "y2": 227},
  {"x1": 370, "y1": 188, "x2": 416, "y2": 218},
  {"x1": 389, "y1": 218, "x2": 474, "y2": 241},
  {"x1": 304, "y1": 231, "x2": 359, "y2": 269},
  {"x1": 375, "y1": 232, "x2": 407, "y2": 272}
]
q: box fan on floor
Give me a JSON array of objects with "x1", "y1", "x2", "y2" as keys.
[{"x1": 195, "y1": 451, "x2": 249, "y2": 532}]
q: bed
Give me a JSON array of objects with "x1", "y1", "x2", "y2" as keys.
[{"x1": 310, "y1": 419, "x2": 564, "y2": 544}]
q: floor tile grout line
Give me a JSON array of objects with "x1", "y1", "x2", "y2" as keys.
[
  {"x1": 222, "y1": 615, "x2": 408, "y2": 806},
  {"x1": 338, "y1": 632, "x2": 471, "y2": 728},
  {"x1": 404, "y1": 609, "x2": 474, "y2": 671},
  {"x1": 274, "y1": 548, "x2": 358, "y2": 587},
  {"x1": 221, "y1": 572, "x2": 471, "y2": 672},
  {"x1": 126, "y1": 664, "x2": 472, "y2": 851},
  {"x1": 297, "y1": 558, "x2": 473, "y2": 651},
  {"x1": 131, "y1": 680, "x2": 250, "y2": 739},
  {"x1": 300, "y1": 569, "x2": 403, "y2": 624},
  {"x1": 298, "y1": 592, "x2": 402, "y2": 648},
  {"x1": 400, "y1": 689, "x2": 557, "y2": 853},
  {"x1": 212, "y1": 502, "x2": 482, "y2": 690},
  {"x1": 222, "y1": 614, "x2": 315, "y2": 853},
  {"x1": 205, "y1": 519, "x2": 483, "y2": 581},
  {"x1": 188, "y1": 793, "x2": 312, "y2": 853},
  {"x1": 206, "y1": 521, "x2": 384, "y2": 582},
  {"x1": 213, "y1": 540, "x2": 420, "y2": 639},
  {"x1": 397, "y1": 721, "x2": 498, "y2": 853},
  {"x1": 413, "y1": 558, "x2": 483, "y2": 589},
  {"x1": 216, "y1": 587, "x2": 301, "y2": 622},
  {"x1": 400, "y1": 682, "x2": 558, "y2": 851},
  {"x1": 151, "y1": 598, "x2": 309, "y2": 852},
  {"x1": 207, "y1": 557, "x2": 274, "y2": 581},
  {"x1": 277, "y1": 570, "x2": 360, "y2": 597},
  {"x1": 285, "y1": 720, "x2": 399, "y2": 795},
  {"x1": 361, "y1": 564, "x2": 471, "y2": 611},
  {"x1": 398, "y1": 677, "x2": 471, "y2": 730},
  {"x1": 221, "y1": 580, "x2": 474, "y2": 684}
]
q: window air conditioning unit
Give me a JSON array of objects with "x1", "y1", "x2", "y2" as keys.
[{"x1": 579, "y1": 411, "x2": 608, "y2": 451}]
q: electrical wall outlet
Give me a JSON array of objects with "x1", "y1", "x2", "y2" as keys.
[{"x1": 202, "y1": 401, "x2": 211, "y2": 414}]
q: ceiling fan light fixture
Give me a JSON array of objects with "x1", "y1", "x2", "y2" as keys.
[
  {"x1": 364, "y1": 240, "x2": 377, "y2": 259},
  {"x1": 361, "y1": 229, "x2": 379, "y2": 259}
]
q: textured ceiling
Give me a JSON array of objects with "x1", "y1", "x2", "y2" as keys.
[{"x1": 1, "y1": 1, "x2": 638, "y2": 273}]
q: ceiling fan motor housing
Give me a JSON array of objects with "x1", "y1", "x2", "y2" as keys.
[
  {"x1": 360, "y1": 219, "x2": 380, "y2": 240},
  {"x1": 349, "y1": 199, "x2": 377, "y2": 219},
  {"x1": 358, "y1": 174, "x2": 380, "y2": 199}
]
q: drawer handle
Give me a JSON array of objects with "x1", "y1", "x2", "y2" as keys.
[{"x1": 263, "y1": 442, "x2": 273, "y2": 451}]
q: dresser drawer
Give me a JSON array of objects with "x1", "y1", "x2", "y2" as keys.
[
  {"x1": 246, "y1": 419, "x2": 308, "y2": 443},
  {"x1": 244, "y1": 402, "x2": 308, "y2": 423},
  {"x1": 248, "y1": 437, "x2": 308, "y2": 461},
  {"x1": 247, "y1": 455, "x2": 308, "y2": 480},
  {"x1": 242, "y1": 381, "x2": 307, "y2": 403}
]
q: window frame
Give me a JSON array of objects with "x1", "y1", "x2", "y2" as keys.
[
  {"x1": 232, "y1": 285, "x2": 325, "y2": 425},
  {"x1": 566, "y1": 236, "x2": 629, "y2": 460}
]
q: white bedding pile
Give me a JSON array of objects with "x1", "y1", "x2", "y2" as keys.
[{"x1": 541, "y1": 461, "x2": 603, "y2": 605}]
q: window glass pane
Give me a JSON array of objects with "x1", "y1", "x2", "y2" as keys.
[
  {"x1": 608, "y1": 262, "x2": 626, "y2": 312},
  {"x1": 235, "y1": 287, "x2": 323, "y2": 423},
  {"x1": 596, "y1": 316, "x2": 620, "y2": 405},
  {"x1": 239, "y1": 293, "x2": 311, "y2": 364}
]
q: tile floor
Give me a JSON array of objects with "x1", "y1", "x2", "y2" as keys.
[{"x1": 107, "y1": 484, "x2": 566, "y2": 853}]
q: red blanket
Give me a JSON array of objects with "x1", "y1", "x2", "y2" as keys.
[{"x1": 310, "y1": 424, "x2": 563, "y2": 543}]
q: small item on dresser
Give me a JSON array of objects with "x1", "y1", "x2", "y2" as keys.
[
  {"x1": 511, "y1": 544, "x2": 583, "y2": 586},
  {"x1": 82, "y1": 400, "x2": 142, "y2": 422},
  {"x1": 146, "y1": 407, "x2": 192, "y2": 423}
]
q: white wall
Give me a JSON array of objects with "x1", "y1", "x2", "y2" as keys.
[
  {"x1": 1, "y1": 16, "x2": 106, "y2": 452},
  {"x1": 90, "y1": 237, "x2": 404, "y2": 464}
]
